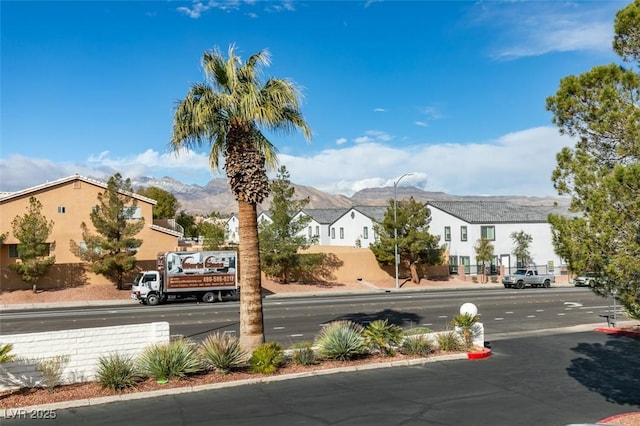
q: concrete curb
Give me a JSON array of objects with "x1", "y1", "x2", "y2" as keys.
[{"x1": 0, "y1": 353, "x2": 467, "y2": 417}]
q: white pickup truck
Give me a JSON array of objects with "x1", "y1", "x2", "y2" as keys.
[{"x1": 502, "y1": 269, "x2": 555, "y2": 289}]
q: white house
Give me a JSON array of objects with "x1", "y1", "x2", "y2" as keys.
[
  {"x1": 329, "y1": 206, "x2": 387, "y2": 248},
  {"x1": 225, "y1": 213, "x2": 240, "y2": 244},
  {"x1": 426, "y1": 201, "x2": 568, "y2": 275},
  {"x1": 294, "y1": 209, "x2": 347, "y2": 245}
]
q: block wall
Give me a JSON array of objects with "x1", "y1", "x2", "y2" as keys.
[{"x1": 0, "y1": 322, "x2": 170, "y2": 391}]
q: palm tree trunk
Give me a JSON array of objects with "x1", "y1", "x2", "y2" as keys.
[{"x1": 237, "y1": 199, "x2": 265, "y2": 352}]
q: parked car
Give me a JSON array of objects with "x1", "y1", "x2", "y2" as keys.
[{"x1": 574, "y1": 272, "x2": 599, "y2": 287}]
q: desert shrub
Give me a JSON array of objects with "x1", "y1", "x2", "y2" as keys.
[
  {"x1": 364, "y1": 319, "x2": 403, "y2": 356},
  {"x1": 96, "y1": 353, "x2": 139, "y2": 390},
  {"x1": 471, "y1": 276, "x2": 478, "y2": 283},
  {"x1": 400, "y1": 335, "x2": 435, "y2": 356},
  {"x1": 249, "y1": 342, "x2": 284, "y2": 374},
  {"x1": 0, "y1": 343, "x2": 16, "y2": 363},
  {"x1": 37, "y1": 355, "x2": 69, "y2": 392},
  {"x1": 403, "y1": 326, "x2": 433, "y2": 336},
  {"x1": 198, "y1": 332, "x2": 247, "y2": 374},
  {"x1": 436, "y1": 331, "x2": 466, "y2": 352},
  {"x1": 138, "y1": 338, "x2": 201, "y2": 381},
  {"x1": 289, "y1": 341, "x2": 318, "y2": 366},
  {"x1": 490, "y1": 276, "x2": 498, "y2": 283},
  {"x1": 314, "y1": 320, "x2": 366, "y2": 361}
]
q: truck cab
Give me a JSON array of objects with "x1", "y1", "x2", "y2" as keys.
[{"x1": 131, "y1": 271, "x2": 162, "y2": 305}]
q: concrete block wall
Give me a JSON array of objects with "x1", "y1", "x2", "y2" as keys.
[{"x1": 0, "y1": 322, "x2": 170, "y2": 391}]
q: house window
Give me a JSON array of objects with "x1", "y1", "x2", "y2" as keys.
[
  {"x1": 444, "y1": 226, "x2": 451, "y2": 242},
  {"x1": 460, "y1": 226, "x2": 467, "y2": 242},
  {"x1": 315, "y1": 226, "x2": 319, "y2": 236},
  {"x1": 481, "y1": 226, "x2": 495, "y2": 241},
  {"x1": 8, "y1": 244, "x2": 19, "y2": 258},
  {"x1": 449, "y1": 255, "x2": 458, "y2": 274},
  {"x1": 57, "y1": 206, "x2": 66, "y2": 214},
  {"x1": 339, "y1": 227, "x2": 344, "y2": 239},
  {"x1": 121, "y1": 206, "x2": 142, "y2": 220},
  {"x1": 331, "y1": 228, "x2": 335, "y2": 239},
  {"x1": 363, "y1": 227, "x2": 369, "y2": 239},
  {"x1": 308, "y1": 226, "x2": 312, "y2": 237}
]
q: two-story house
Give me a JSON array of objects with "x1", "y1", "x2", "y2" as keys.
[{"x1": 0, "y1": 175, "x2": 182, "y2": 290}]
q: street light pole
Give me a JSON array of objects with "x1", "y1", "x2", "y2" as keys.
[{"x1": 394, "y1": 173, "x2": 413, "y2": 289}]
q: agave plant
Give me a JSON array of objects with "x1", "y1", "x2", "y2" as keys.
[
  {"x1": 198, "y1": 333, "x2": 247, "y2": 374},
  {"x1": 363, "y1": 319, "x2": 404, "y2": 356},
  {"x1": 137, "y1": 338, "x2": 201, "y2": 382},
  {"x1": 314, "y1": 320, "x2": 366, "y2": 361}
]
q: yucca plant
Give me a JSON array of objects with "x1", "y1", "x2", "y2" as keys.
[
  {"x1": 451, "y1": 313, "x2": 479, "y2": 349},
  {"x1": 436, "y1": 331, "x2": 466, "y2": 352},
  {"x1": 96, "y1": 353, "x2": 139, "y2": 390},
  {"x1": 249, "y1": 342, "x2": 284, "y2": 374},
  {"x1": 137, "y1": 338, "x2": 201, "y2": 382},
  {"x1": 364, "y1": 319, "x2": 404, "y2": 356},
  {"x1": 0, "y1": 343, "x2": 16, "y2": 363},
  {"x1": 198, "y1": 332, "x2": 247, "y2": 374},
  {"x1": 400, "y1": 335, "x2": 435, "y2": 356},
  {"x1": 314, "y1": 320, "x2": 366, "y2": 361},
  {"x1": 289, "y1": 341, "x2": 318, "y2": 366}
]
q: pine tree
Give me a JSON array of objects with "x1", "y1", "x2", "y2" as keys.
[
  {"x1": 71, "y1": 173, "x2": 144, "y2": 290},
  {"x1": 9, "y1": 196, "x2": 56, "y2": 292}
]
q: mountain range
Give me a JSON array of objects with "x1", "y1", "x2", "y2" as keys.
[{"x1": 131, "y1": 176, "x2": 569, "y2": 216}]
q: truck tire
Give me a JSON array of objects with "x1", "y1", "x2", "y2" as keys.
[
  {"x1": 201, "y1": 292, "x2": 216, "y2": 303},
  {"x1": 516, "y1": 280, "x2": 525, "y2": 290},
  {"x1": 147, "y1": 293, "x2": 160, "y2": 306},
  {"x1": 543, "y1": 279, "x2": 551, "y2": 288}
]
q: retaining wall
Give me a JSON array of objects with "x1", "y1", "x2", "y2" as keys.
[{"x1": 0, "y1": 322, "x2": 170, "y2": 391}]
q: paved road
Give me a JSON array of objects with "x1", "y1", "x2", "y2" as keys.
[
  {"x1": 4, "y1": 330, "x2": 639, "y2": 426},
  {"x1": 0, "y1": 288, "x2": 626, "y2": 346}
]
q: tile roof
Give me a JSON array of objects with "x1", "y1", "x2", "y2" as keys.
[
  {"x1": 299, "y1": 208, "x2": 348, "y2": 224},
  {"x1": 427, "y1": 201, "x2": 571, "y2": 224}
]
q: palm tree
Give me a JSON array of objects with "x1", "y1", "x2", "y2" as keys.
[{"x1": 170, "y1": 45, "x2": 311, "y2": 351}]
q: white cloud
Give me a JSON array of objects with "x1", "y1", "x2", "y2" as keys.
[
  {"x1": 336, "y1": 137, "x2": 348, "y2": 145},
  {"x1": 415, "y1": 121, "x2": 428, "y2": 127},
  {"x1": 373, "y1": 108, "x2": 386, "y2": 112},
  {"x1": 1, "y1": 127, "x2": 575, "y2": 199},
  {"x1": 177, "y1": 0, "x2": 273, "y2": 19},
  {"x1": 470, "y1": 2, "x2": 620, "y2": 60}
]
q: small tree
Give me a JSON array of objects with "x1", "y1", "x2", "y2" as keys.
[
  {"x1": 71, "y1": 173, "x2": 144, "y2": 290},
  {"x1": 370, "y1": 197, "x2": 443, "y2": 284},
  {"x1": 474, "y1": 238, "x2": 494, "y2": 284},
  {"x1": 9, "y1": 197, "x2": 56, "y2": 292},
  {"x1": 176, "y1": 210, "x2": 197, "y2": 238},
  {"x1": 259, "y1": 166, "x2": 317, "y2": 283},
  {"x1": 197, "y1": 212, "x2": 227, "y2": 250},
  {"x1": 137, "y1": 186, "x2": 180, "y2": 220},
  {"x1": 510, "y1": 230, "x2": 533, "y2": 268}
]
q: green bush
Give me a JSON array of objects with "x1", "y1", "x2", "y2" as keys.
[
  {"x1": 314, "y1": 320, "x2": 366, "y2": 361},
  {"x1": 364, "y1": 319, "x2": 403, "y2": 356},
  {"x1": 400, "y1": 335, "x2": 435, "y2": 356},
  {"x1": 198, "y1": 333, "x2": 247, "y2": 374},
  {"x1": 451, "y1": 313, "x2": 479, "y2": 349},
  {"x1": 403, "y1": 326, "x2": 433, "y2": 336},
  {"x1": 96, "y1": 353, "x2": 139, "y2": 390},
  {"x1": 249, "y1": 342, "x2": 284, "y2": 374},
  {"x1": 436, "y1": 331, "x2": 466, "y2": 352},
  {"x1": 138, "y1": 338, "x2": 201, "y2": 381},
  {"x1": 289, "y1": 341, "x2": 318, "y2": 366}
]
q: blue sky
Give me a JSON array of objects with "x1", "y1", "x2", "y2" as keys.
[{"x1": 0, "y1": 0, "x2": 629, "y2": 197}]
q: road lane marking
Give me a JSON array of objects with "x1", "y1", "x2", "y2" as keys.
[
  {"x1": 289, "y1": 334, "x2": 304, "y2": 337},
  {"x1": 535, "y1": 310, "x2": 544, "y2": 312},
  {"x1": 564, "y1": 302, "x2": 583, "y2": 308},
  {"x1": 505, "y1": 311, "x2": 514, "y2": 314},
  {"x1": 494, "y1": 318, "x2": 504, "y2": 321},
  {"x1": 527, "y1": 315, "x2": 536, "y2": 318},
  {"x1": 557, "y1": 313, "x2": 566, "y2": 316},
  {"x1": 273, "y1": 326, "x2": 285, "y2": 330}
]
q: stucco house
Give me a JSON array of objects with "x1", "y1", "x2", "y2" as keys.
[
  {"x1": 426, "y1": 201, "x2": 568, "y2": 275},
  {"x1": 294, "y1": 208, "x2": 347, "y2": 245},
  {"x1": 329, "y1": 206, "x2": 387, "y2": 248},
  {"x1": 0, "y1": 175, "x2": 183, "y2": 290}
]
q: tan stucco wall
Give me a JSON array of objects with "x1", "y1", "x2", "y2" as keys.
[{"x1": 0, "y1": 178, "x2": 180, "y2": 290}]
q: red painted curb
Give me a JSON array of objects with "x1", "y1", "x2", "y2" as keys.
[
  {"x1": 594, "y1": 327, "x2": 640, "y2": 337},
  {"x1": 597, "y1": 411, "x2": 640, "y2": 424},
  {"x1": 467, "y1": 348, "x2": 492, "y2": 360}
]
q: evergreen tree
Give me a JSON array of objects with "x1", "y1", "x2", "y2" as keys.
[
  {"x1": 197, "y1": 212, "x2": 227, "y2": 250},
  {"x1": 370, "y1": 197, "x2": 443, "y2": 284},
  {"x1": 71, "y1": 173, "x2": 144, "y2": 290},
  {"x1": 176, "y1": 210, "x2": 197, "y2": 238},
  {"x1": 546, "y1": 0, "x2": 640, "y2": 318},
  {"x1": 9, "y1": 196, "x2": 56, "y2": 293},
  {"x1": 258, "y1": 166, "x2": 316, "y2": 283}
]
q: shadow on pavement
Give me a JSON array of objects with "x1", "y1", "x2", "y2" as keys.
[
  {"x1": 567, "y1": 334, "x2": 640, "y2": 406},
  {"x1": 330, "y1": 308, "x2": 422, "y2": 328}
]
